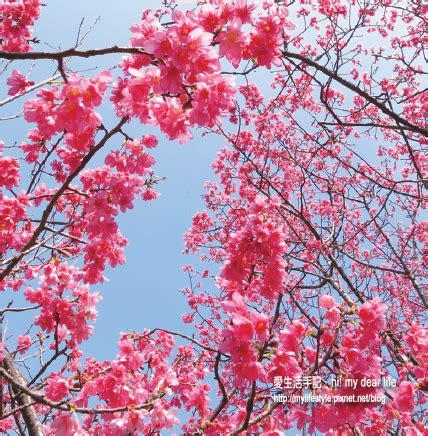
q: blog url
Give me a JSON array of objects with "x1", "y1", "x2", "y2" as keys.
[{"x1": 273, "y1": 393, "x2": 386, "y2": 405}]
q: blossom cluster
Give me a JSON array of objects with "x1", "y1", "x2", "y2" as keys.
[{"x1": 0, "y1": 0, "x2": 41, "y2": 52}]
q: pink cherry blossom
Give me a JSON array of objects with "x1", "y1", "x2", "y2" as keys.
[
  {"x1": 45, "y1": 372, "x2": 70, "y2": 401},
  {"x1": 6, "y1": 69, "x2": 34, "y2": 95},
  {"x1": 17, "y1": 335, "x2": 32, "y2": 354}
]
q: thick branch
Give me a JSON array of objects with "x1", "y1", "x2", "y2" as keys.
[
  {"x1": 2, "y1": 355, "x2": 45, "y2": 436},
  {"x1": 0, "y1": 46, "x2": 150, "y2": 61},
  {"x1": 282, "y1": 50, "x2": 428, "y2": 138}
]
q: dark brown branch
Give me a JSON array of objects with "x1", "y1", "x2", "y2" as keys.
[
  {"x1": 0, "y1": 305, "x2": 40, "y2": 315},
  {"x1": 281, "y1": 50, "x2": 428, "y2": 138},
  {"x1": 0, "y1": 46, "x2": 151, "y2": 61},
  {"x1": 202, "y1": 354, "x2": 236, "y2": 431},
  {"x1": 319, "y1": 121, "x2": 417, "y2": 131},
  {"x1": 28, "y1": 347, "x2": 67, "y2": 386}
]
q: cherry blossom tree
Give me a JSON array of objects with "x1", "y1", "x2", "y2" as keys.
[{"x1": 0, "y1": 0, "x2": 427, "y2": 434}]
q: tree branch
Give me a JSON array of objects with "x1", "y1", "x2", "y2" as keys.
[
  {"x1": 0, "y1": 46, "x2": 151, "y2": 61},
  {"x1": 2, "y1": 354, "x2": 45, "y2": 436},
  {"x1": 282, "y1": 50, "x2": 428, "y2": 138}
]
